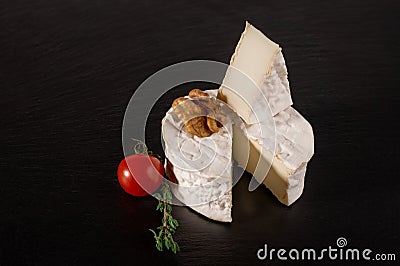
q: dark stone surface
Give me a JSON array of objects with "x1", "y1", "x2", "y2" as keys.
[{"x1": 1, "y1": 0, "x2": 399, "y2": 265}]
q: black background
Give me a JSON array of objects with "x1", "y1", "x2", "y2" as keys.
[{"x1": 1, "y1": 0, "x2": 399, "y2": 265}]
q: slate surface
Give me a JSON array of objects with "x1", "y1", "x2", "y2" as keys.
[{"x1": 1, "y1": 0, "x2": 399, "y2": 265}]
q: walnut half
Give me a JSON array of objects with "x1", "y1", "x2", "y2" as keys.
[{"x1": 171, "y1": 89, "x2": 224, "y2": 138}]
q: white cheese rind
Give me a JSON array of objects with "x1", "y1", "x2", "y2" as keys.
[
  {"x1": 234, "y1": 107, "x2": 314, "y2": 205},
  {"x1": 171, "y1": 165, "x2": 232, "y2": 222},
  {"x1": 246, "y1": 107, "x2": 314, "y2": 171},
  {"x1": 274, "y1": 107, "x2": 314, "y2": 170},
  {"x1": 161, "y1": 92, "x2": 234, "y2": 222},
  {"x1": 258, "y1": 51, "x2": 293, "y2": 117}
]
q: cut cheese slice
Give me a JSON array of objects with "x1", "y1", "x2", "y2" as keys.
[
  {"x1": 218, "y1": 22, "x2": 314, "y2": 205},
  {"x1": 219, "y1": 21, "x2": 293, "y2": 122}
]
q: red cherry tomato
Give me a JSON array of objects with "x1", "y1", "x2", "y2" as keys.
[{"x1": 117, "y1": 154, "x2": 164, "y2": 196}]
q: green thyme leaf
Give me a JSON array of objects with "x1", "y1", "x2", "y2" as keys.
[
  {"x1": 173, "y1": 219, "x2": 179, "y2": 227},
  {"x1": 166, "y1": 191, "x2": 172, "y2": 200},
  {"x1": 165, "y1": 238, "x2": 171, "y2": 249},
  {"x1": 153, "y1": 193, "x2": 161, "y2": 199},
  {"x1": 149, "y1": 229, "x2": 157, "y2": 239},
  {"x1": 156, "y1": 242, "x2": 162, "y2": 251},
  {"x1": 168, "y1": 219, "x2": 176, "y2": 229},
  {"x1": 174, "y1": 242, "x2": 180, "y2": 252}
]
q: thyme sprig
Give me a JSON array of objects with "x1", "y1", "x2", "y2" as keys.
[
  {"x1": 131, "y1": 138, "x2": 179, "y2": 253},
  {"x1": 149, "y1": 183, "x2": 180, "y2": 253}
]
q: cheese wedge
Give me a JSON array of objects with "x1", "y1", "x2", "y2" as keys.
[
  {"x1": 218, "y1": 22, "x2": 314, "y2": 205},
  {"x1": 219, "y1": 21, "x2": 293, "y2": 121}
]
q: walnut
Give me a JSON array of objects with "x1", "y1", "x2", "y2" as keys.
[
  {"x1": 185, "y1": 117, "x2": 212, "y2": 137},
  {"x1": 195, "y1": 98, "x2": 225, "y2": 130},
  {"x1": 189, "y1": 89, "x2": 209, "y2": 98},
  {"x1": 171, "y1": 89, "x2": 225, "y2": 138},
  {"x1": 172, "y1": 97, "x2": 187, "y2": 108},
  {"x1": 189, "y1": 89, "x2": 223, "y2": 132},
  {"x1": 206, "y1": 116, "x2": 219, "y2": 133},
  {"x1": 172, "y1": 97, "x2": 203, "y2": 122}
]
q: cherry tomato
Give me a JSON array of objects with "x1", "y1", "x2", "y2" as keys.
[{"x1": 117, "y1": 154, "x2": 164, "y2": 196}]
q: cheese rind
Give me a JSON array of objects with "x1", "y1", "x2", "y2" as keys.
[
  {"x1": 234, "y1": 107, "x2": 313, "y2": 205},
  {"x1": 161, "y1": 91, "x2": 234, "y2": 222}
]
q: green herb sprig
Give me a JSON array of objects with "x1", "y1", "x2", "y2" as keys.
[
  {"x1": 131, "y1": 138, "x2": 179, "y2": 253},
  {"x1": 149, "y1": 183, "x2": 180, "y2": 253}
]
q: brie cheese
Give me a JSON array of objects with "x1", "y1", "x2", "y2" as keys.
[
  {"x1": 218, "y1": 22, "x2": 314, "y2": 205},
  {"x1": 161, "y1": 22, "x2": 314, "y2": 222}
]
